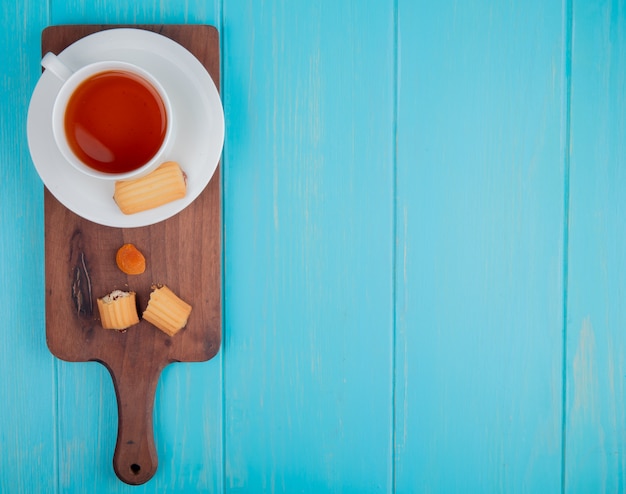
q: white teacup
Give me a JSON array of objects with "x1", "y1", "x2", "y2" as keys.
[{"x1": 42, "y1": 52, "x2": 173, "y2": 181}]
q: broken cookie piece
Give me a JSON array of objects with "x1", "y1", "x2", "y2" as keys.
[
  {"x1": 97, "y1": 290, "x2": 140, "y2": 331},
  {"x1": 142, "y1": 285, "x2": 192, "y2": 336}
]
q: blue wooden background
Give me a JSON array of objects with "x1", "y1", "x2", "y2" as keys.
[{"x1": 1, "y1": 0, "x2": 624, "y2": 492}]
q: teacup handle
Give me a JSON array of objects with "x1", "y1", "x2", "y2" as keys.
[{"x1": 41, "y1": 52, "x2": 73, "y2": 81}]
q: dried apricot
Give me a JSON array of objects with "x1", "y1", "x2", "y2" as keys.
[{"x1": 116, "y1": 243, "x2": 146, "y2": 275}]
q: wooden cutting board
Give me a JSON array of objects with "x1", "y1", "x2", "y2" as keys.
[{"x1": 42, "y1": 25, "x2": 221, "y2": 485}]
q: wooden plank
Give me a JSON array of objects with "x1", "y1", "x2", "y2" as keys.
[
  {"x1": 42, "y1": 24, "x2": 221, "y2": 485},
  {"x1": 13, "y1": 0, "x2": 626, "y2": 491},
  {"x1": 395, "y1": 1, "x2": 566, "y2": 491},
  {"x1": 49, "y1": 0, "x2": 215, "y2": 24},
  {"x1": 36, "y1": 16, "x2": 222, "y2": 489},
  {"x1": 47, "y1": 5, "x2": 226, "y2": 493},
  {"x1": 0, "y1": 1, "x2": 57, "y2": 492},
  {"x1": 565, "y1": 1, "x2": 626, "y2": 491},
  {"x1": 221, "y1": 0, "x2": 396, "y2": 490}
]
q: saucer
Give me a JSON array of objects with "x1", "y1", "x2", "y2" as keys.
[{"x1": 27, "y1": 28, "x2": 224, "y2": 228}]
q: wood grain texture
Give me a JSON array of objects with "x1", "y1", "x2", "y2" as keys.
[
  {"x1": 42, "y1": 9, "x2": 225, "y2": 494},
  {"x1": 0, "y1": 1, "x2": 55, "y2": 493},
  {"x1": 221, "y1": 0, "x2": 395, "y2": 491},
  {"x1": 43, "y1": 24, "x2": 221, "y2": 485},
  {"x1": 395, "y1": 1, "x2": 566, "y2": 491},
  {"x1": 4, "y1": 0, "x2": 626, "y2": 492},
  {"x1": 565, "y1": 1, "x2": 626, "y2": 491}
]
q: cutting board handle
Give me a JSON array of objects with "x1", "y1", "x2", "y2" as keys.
[{"x1": 103, "y1": 359, "x2": 167, "y2": 485}]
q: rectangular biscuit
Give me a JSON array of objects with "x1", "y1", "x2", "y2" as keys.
[
  {"x1": 113, "y1": 161, "x2": 187, "y2": 215},
  {"x1": 97, "y1": 290, "x2": 140, "y2": 331},
  {"x1": 142, "y1": 285, "x2": 192, "y2": 336}
]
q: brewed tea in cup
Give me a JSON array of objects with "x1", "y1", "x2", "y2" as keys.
[{"x1": 42, "y1": 53, "x2": 173, "y2": 180}]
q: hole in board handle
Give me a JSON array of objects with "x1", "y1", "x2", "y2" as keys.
[{"x1": 130, "y1": 463, "x2": 141, "y2": 475}]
